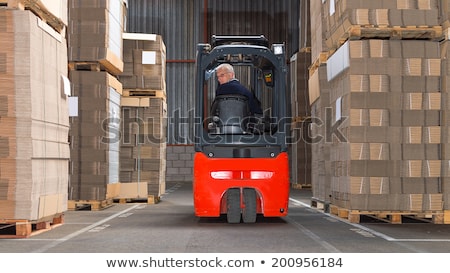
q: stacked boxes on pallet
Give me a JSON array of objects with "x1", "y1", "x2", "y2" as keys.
[
  {"x1": 289, "y1": 0, "x2": 312, "y2": 188},
  {"x1": 289, "y1": 51, "x2": 312, "y2": 188},
  {"x1": 309, "y1": 0, "x2": 332, "y2": 206},
  {"x1": 117, "y1": 33, "x2": 167, "y2": 202},
  {"x1": 68, "y1": 71, "x2": 122, "y2": 201},
  {"x1": 0, "y1": 1, "x2": 69, "y2": 233},
  {"x1": 120, "y1": 33, "x2": 166, "y2": 92},
  {"x1": 68, "y1": 0, "x2": 125, "y2": 75},
  {"x1": 440, "y1": 0, "x2": 450, "y2": 210},
  {"x1": 322, "y1": 0, "x2": 441, "y2": 51},
  {"x1": 442, "y1": 42, "x2": 450, "y2": 210},
  {"x1": 309, "y1": 65, "x2": 332, "y2": 206},
  {"x1": 68, "y1": 0, "x2": 126, "y2": 207},
  {"x1": 326, "y1": 39, "x2": 442, "y2": 211},
  {"x1": 309, "y1": 0, "x2": 448, "y2": 221}
]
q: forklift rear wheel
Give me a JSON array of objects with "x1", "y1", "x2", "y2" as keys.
[
  {"x1": 242, "y1": 188, "x2": 257, "y2": 223},
  {"x1": 227, "y1": 188, "x2": 241, "y2": 224}
]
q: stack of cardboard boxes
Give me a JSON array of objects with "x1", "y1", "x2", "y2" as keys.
[
  {"x1": 67, "y1": 0, "x2": 126, "y2": 208},
  {"x1": 117, "y1": 33, "x2": 167, "y2": 203},
  {"x1": 309, "y1": 0, "x2": 450, "y2": 222},
  {"x1": 439, "y1": 0, "x2": 450, "y2": 211},
  {"x1": 0, "y1": 0, "x2": 69, "y2": 236},
  {"x1": 289, "y1": 0, "x2": 312, "y2": 188}
]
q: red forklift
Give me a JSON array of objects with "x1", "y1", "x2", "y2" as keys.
[{"x1": 193, "y1": 35, "x2": 290, "y2": 223}]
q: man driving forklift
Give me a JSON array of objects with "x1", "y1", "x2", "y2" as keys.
[{"x1": 215, "y1": 63, "x2": 262, "y2": 115}]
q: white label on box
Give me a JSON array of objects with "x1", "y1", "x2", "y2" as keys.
[
  {"x1": 61, "y1": 75, "x2": 71, "y2": 96},
  {"x1": 68, "y1": 97, "x2": 78, "y2": 117},
  {"x1": 327, "y1": 41, "x2": 350, "y2": 81},
  {"x1": 330, "y1": 0, "x2": 335, "y2": 15},
  {"x1": 142, "y1": 51, "x2": 157, "y2": 64},
  {"x1": 336, "y1": 96, "x2": 342, "y2": 122},
  {"x1": 123, "y1": 32, "x2": 157, "y2": 41}
]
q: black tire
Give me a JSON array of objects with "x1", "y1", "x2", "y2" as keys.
[
  {"x1": 242, "y1": 188, "x2": 257, "y2": 223},
  {"x1": 227, "y1": 188, "x2": 241, "y2": 224}
]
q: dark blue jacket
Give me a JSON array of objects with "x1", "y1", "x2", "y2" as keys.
[{"x1": 216, "y1": 79, "x2": 263, "y2": 114}]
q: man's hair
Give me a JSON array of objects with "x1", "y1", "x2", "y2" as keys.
[{"x1": 216, "y1": 63, "x2": 234, "y2": 74}]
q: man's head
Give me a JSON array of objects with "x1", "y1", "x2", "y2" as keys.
[{"x1": 216, "y1": 63, "x2": 235, "y2": 85}]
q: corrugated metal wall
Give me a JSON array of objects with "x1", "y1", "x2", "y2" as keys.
[
  {"x1": 127, "y1": 0, "x2": 299, "y2": 144},
  {"x1": 207, "y1": 0, "x2": 299, "y2": 56}
]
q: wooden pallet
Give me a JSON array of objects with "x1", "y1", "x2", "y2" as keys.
[
  {"x1": 299, "y1": 47, "x2": 311, "y2": 53},
  {"x1": 122, "y1": 89, "x2": 166, "y2": 100},
  {"x1": 68, "y1": 60, "x2": 124, "y2": 77},
  {"x1": 0, "y1": 214, "x2": 64, "y2": 239},
  {"x1": 311, "y1": 197, "x2": 330, "y2": 213},
  {"x1": 326, "y1": 24, "x2": 444, "y2": 54},
  {"x1": 442, "y1": 27, "x2": 450, "y2": 41},
  {"x1": 68, "y1": 199, "x2": 114, "y2": 211},
  {"x1": 329, "y1": 204, "x2": 448, "y2": 224},
  {"x1": 114, "y1": 195, "x2": 160, "y2": 205},
  {"x1": 0, "y1": 0, "x2": 65, "y2": 33},
  {"x1": 69, "y1": 61, "x2": 105, "y2": 72},
  {"x1": 0, "y1": 0, "x2": 24, "y2": 8},
  {"x1": 291, "y1": 116, "x2": 311, "y2": 123},
  {"x1": 291, "y1": 183, "x2": 311, "y2": 190},
  {"x1": 346, "y1": 25, "x2": 443, "y2": 41},
  {"x1": 308, "y1": 52, "x2": 331, "y2": 77}
]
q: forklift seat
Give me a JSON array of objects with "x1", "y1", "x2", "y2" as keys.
[{"x1": 209, "y1": 94, "x2": 250, "y2": 134}]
